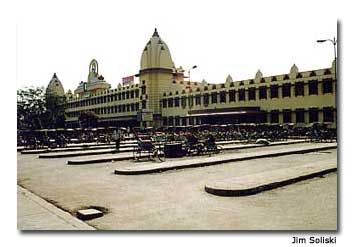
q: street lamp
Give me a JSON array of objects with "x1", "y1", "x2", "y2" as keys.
[
  {"x1": 187, "y1": 65, "x2": 198, "y2": 109},
  {"x1": 186, "y1": 65, "x2": 197, "y2": 125},
  {"x1": 317, "y1": 37, "x2": 337, "y2": 127},
  {"x1": 317, "y1": 37, "x2": 337, "y2": 81}
]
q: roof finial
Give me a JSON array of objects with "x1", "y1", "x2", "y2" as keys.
[
  {"x1": 53, "y1": 73, "x2": 57, "y2": 78},
  {"x1": 153, "y1": 28, "x2": 159, "y2": 37}
]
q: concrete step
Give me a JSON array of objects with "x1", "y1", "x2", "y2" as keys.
[
  {"x1": 38, "y1": 147, "x2": 133, "y2": 159},
  {"x1": 205, "y1": 160, "x2": 337, "y2": 197},
  {"x1": 65, "y1": 140, "x2": 307, "y2": 164}
]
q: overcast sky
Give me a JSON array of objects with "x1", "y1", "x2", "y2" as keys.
[{"x1": 16, "y1": 0, "x2": 337, "y2": 91}]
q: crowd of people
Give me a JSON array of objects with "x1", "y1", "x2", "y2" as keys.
[{"x1": 18, "y1": 123, "x2": 336, "y2": 150}]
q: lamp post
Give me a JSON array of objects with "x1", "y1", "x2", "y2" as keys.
[
  {"x1": 187, "y1": 65, "x2": 197, "y2": 125},
  {"x1": 317, "y1": 37, "x2": 337, "y2": 127},
  {"x1": 317, "y1": 37, "x2": 337, "y2": 82}
]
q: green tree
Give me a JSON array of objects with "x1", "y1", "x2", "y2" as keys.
[
  {"x1": 17, "y1": 86, "x2": 67, "y2": 129},
  {"x1": 45, "y1": 94, "x2": 66, "y2": 128},
  {"x1": 17, "y1": 86, "x2": 47, "y2": 129},
  {"x1": 78, "y1": 111, "x2": 98, "y2": 128}
]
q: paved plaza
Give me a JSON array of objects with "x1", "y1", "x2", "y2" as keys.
[{"x1": 17, "y1": 142, "x2": 337, "y2": 230}]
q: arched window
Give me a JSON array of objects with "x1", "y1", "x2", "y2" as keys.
[
  {"x1": 324, "y1": 69, "x2": 331, "y2": 75},
  {"x1": 310, "y1": 71, "x2": 316, "y2": 77}
]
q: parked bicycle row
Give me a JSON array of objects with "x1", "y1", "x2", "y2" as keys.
[{"x1": 18, "y1": 123, "x2": 336, "y2": 150}]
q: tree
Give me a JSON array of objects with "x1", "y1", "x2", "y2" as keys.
[
  {"x1": 17, "y1": 86, "x2": 47, "y2": 129},
  {"x1": 78, "y1": 111, "x2": 98, "y2": 128},
  {"x1": 45, "y1": 94, "x2": 66, "y2": 128},
  {"x1": 17, "y1": 86, "x2": 67, "y2": 129}
]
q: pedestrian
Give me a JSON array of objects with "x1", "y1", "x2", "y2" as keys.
[{"x1": 113, "y1": 129, "x2": 121, "y2": 153}]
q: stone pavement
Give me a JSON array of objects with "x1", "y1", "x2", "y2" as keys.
[
  {"x1": 17, "y1": 186, "x2": 95, "y2": 230},
  {"x1": 114, "y1": 143, "x2": 337, "y2": 175},
  {"x1": 205, "y1": 159, "x2": 337, "y2": 196}
]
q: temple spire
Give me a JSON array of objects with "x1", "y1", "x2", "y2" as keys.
[{"x1": 152, "y1": 28, "x2": 159, "y2": 37}]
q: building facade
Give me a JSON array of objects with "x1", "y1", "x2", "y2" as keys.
[{"x1": 62, "y1": 29, "x2": 336, "y2": 128}]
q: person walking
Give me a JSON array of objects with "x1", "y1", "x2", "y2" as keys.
[{"x1": 113, "y1": 128, "x2": 121, "y2": 153}]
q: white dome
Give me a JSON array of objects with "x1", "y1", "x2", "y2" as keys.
[
  {"x1": 46, "y1": 73, "x2": 65, "y2": 97},
  {"x1": 140, "y1": 29, "x2": 175, "y2": 71}
]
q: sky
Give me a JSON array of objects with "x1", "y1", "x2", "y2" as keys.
[{"x1": 16, "y1": 0, "x2": 337, "y2": 92}]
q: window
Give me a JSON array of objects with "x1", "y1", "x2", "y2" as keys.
[
  {"x1": 308, "y1": 80, "x2": 318, "y2": 95},
  {"x1": 283, "y1": 110, "x2": 292, "y2": 123},
  {"x1": 168, "y1": 98, "x2": 174, "y2": 108},
  {"x1": 229, "y1": 90, "x2": 236, "y2": 102},
  {"x1": 295, "y1": 82, "x2": 304, "y2": 96},
  {"x1": 122, "y1": 93, "x2": 126, "y2": 100},
  {"x1": 174, "y1": 97, "x2": 180, "y2": 107},
  {"x1": 163, "y1": 117, "x2": 167, "y2": 126},
  {"x1": 259, "y1": 86, "x2": 267, "y2": 99},
  {"x1": 130, "y1": 90, "x2": 134, "y2": 98},
  {"x1": 248, "y1": 88, "x2": 256, "y2": 100},
  {"x1": 118, "y1": 105, "x2": 122, "y2": 112},
  {"x1": 296, "y1": 109, "x2": 305, "y2": 123},
  {"x1": 270, "y1": 111, "x2": 279, "y2": 123},
  {"x1": 168, "y1": 117, "x2": 174, "y2": 126},
  {"x1": 175, "y1": 116, "x2": 180, "y2": 126},
  {"x1": 282, "y1": 83, "x2": 291, "y2": 98},
  {"x1": 122, "y1": 105, "x2": 126, "y2": 112},
  {"x1": 127, "y1": 104, "x2": 130, "y2": 112},
  {"x1": 195, "y1": 95, "x2": 201, "y2": 105},
  {"x1": 162, "y1": 99, "x2": 167, "y2": 108},
  {"x1": 322, "y1": 79, "x2": 333, "y2": 94},
  {"x1": 181, "y1": 96, "x2": 186, "y2": 108},
  {"x1": 181, "y1": 118, "x2": 187, "y2": 126},
  {"x1": 270, "y1": 85, "x2": 279, "y2": 98},
  {"x1": 309, "y1": 108, "x2": 319, "y2": 123},
  {"x1": 211, "y1": 92, "x2": 217, "y2": 104},
  {"x1": 323, "y1": 107, "x2": 334, "y2": 122},
  {"x1": 135, "y1": 89, "x2": 139, "y2": 98},
  {"x1": 118, "y1": 93, "x2": 121, "y2": 100},
  {"x1": 310, "y1": 71, "x2": 316, "y2": 77},
  {"x1": 188, "y1": 96, "x2": 193, "y2": 108},
  {"x1": 220, "y1": 91, "x2": 226, "y2": 103},
  {"x1": 203, "y1": 94, "x2": 209, "y2": 106},
  {"x1": 238, "y1": 89, "x2": 245, "y2": 101},
  {"x1": 141, "y1": 85, "x2": 146, "y2": 95},
  {"x1": 142, "y1": 100, "x2": 146, "y2": 109}
]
